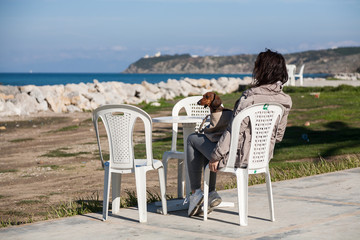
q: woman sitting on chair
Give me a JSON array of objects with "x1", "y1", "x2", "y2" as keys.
[{"x1": 187, "y1": 49, "x2": 293, "y2": 217}]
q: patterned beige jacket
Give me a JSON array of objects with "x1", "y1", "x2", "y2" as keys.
[{"x1": 210, "y1": 82, "x2": 292, "y2": 169}]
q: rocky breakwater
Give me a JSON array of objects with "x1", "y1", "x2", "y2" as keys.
[{"x1": 0, "y1": 77, "x2": 251, "y2": 117}]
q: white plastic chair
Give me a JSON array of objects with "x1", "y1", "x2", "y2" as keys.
[
  {"x1": 294, "y1": 64, "x2": 305, "y2": 86},
  {"x1": 93, "y1": 104, "x2": 167, "y2": 223},
  {"x1": 286, "y1": 64, "x2": 296, "y2": 86},
  {"x1": 162, "y1": 96, "x2": 210, "y2": 198},
  {"x1": 203, "y1": 103, "x2": 285, "y2": 226}
]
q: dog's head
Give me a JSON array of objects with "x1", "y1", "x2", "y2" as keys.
[{"x1": 197, "y1": 92, "x2": 222, "y2": 112}]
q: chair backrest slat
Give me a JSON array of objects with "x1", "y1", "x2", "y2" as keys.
[
  {"x1": 226, "y1": 103, "x2": 284, "y2": 170},
  {"x1": 103, "y1": 111, "x2": 135, "y2": 168}
]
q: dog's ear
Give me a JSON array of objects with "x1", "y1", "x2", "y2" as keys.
[{"x1": 211, "y1": 93, "x2": 222, "y2": 110}]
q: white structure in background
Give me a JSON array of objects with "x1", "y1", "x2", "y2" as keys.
[
  {"x1": 144, "y1": 52, "x2": 161, "y2": 58},
  {"x1": 286, "y1": 64, "x2": 296, "y2": 86},
  {"x1": 294, "y1": 64, "x2": 305, "y2": 86},
  {"x1": 285, "y1": 64, "x2": 305, "y2": 86}
]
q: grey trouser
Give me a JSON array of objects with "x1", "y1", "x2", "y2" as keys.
[{"x1": 186, "y1": 133, "x2": 217, "y2": 192}]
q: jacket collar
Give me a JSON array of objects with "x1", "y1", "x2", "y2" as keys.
[{"x1": 249, "y1": 81, "x2": 283, "y2": 95}]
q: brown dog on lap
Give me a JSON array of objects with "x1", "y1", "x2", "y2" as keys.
[{"x1": 197, "y1": 92, "x2": 233, "y2": 142}]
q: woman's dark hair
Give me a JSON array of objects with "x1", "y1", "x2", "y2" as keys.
[{"x1": 252, "y1": 49, "x2": 288, "y2": 87}]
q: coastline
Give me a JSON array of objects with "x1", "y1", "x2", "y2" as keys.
[
  {"x1": 1, "y1": 76, "x2": 359, "y2": 117},
  {"x1": 0, "y1": 77, "x2": 251, "y2": 117}
]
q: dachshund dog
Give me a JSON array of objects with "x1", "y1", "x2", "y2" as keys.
[
  {"x1": 197, "y1": 92, "x2": 224, "y2": 113},
  {"x1": 197, "y1": 92, "x2": 233, "y2": 142}
]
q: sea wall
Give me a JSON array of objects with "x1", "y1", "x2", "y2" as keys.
[{"x1": 0, "y1": 77, "x2": 252, "y2": 117}]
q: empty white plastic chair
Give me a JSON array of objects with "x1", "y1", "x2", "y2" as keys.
[
  {"x1": 286, "y1": 64, "x2": 296, "y2": 86},
  {"x1": 203, "y1": 103, "x2": 285, "y2": 226},
  {"x1": 93, "y1": 104, "x2": 167, "y2": 223},
  {"x1": 294, "y1": 64, "x2": 305, "y2": 86},
  {"x1": 162, "y1": 96, "x2": 210, "y2": 198}
]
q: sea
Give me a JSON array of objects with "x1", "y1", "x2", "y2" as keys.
[{"x1": 0, "y1": 73, "x2": 329, "y2": 87}]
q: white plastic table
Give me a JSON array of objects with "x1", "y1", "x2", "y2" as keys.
[{"x1": 152, "y1": 116, "x2": 205, "y2": 212}]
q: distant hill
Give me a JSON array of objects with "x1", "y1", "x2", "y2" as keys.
[{"x1": 123, "y1": 47, "x2": 360, "y2": 74}]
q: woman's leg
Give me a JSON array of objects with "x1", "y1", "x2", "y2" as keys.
[{"x1": 187, "y1": 133, "x2": 217, "y2": 192}]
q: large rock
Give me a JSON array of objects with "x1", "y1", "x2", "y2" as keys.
[
  {"x1": 157, "y1": 79, "x2": 182, "y2": 99},
  {"x1": 243, "y1": 77, "x2": 253, "y2": 84},
  {"x1": 0, "y1": 92, "x2": 15, "y2": 101},
  {"x1": 63, "y1": 82, "x2": 92, "y2": 112},
  {"x1": 178, "y1": 80, "x2": 196, "y2": 97},
  {"x1": 12, "y1": 92, "x2": 43, "y2": 115},
  {"x1": 0, "y1": 85, "x2": 18, "y2": 102},
  {"x1": 93, "y1": 79, "x2": 105, "y2": 93},
  {"x1": 224, "y1": 78, "x2": 242, "y2": 93},
  {"x1": 123, "y1": 83, "x2": 147, "y2": 103},
  {"x1": 65, "y1": 105, "x2": 82, "y2": 113},
  {"x1": 0, "y1": 85, "x2": 20, "y2": 96},
  {"x1": 142, "y1": 81, "x2": 160, "y2": 93},
  {"x1": 40, "y1": 85, "x2": 66, "y2": 113},
  {"x1": 0, "y1": 100, "x2": 21, "y2": 116},
  {"x1": 65, "y1": 83, "x2": 89, "y2": 95},
  {"x1": 76, "y1": 95, "x2": 93, "y2": 111},
  {"x1": 184, "y1": 78, "x2": 211, "y2": 89},
  {"x1": 101, "y1": 82, "x2": 126, "y2": 104},
  {"x1": 20, "y1": 85, "x2": 48, "y2": 111},
  {"x1": 82, "y1": 92, "x2": 107, "y2": 109},
  {"x1": 209, "y1": 79, "x2": 225, "y2": 94}
]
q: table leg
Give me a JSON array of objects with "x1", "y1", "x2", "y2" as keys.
[{"x1": 177, "y1": 158, "x2": 184, "y2": 198}]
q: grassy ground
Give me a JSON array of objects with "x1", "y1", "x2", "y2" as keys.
[
  {"x1": 275, "y1": 85, "x2": 360, "y2": 161},
  {"x1": 57, "y1": 85, "x2": 360, "y2": 223},
  {"x1": 138, "y1": 85, "x2": 360, "y2": 161},
  {"x1": 135, "y1": 85, "x2": 360, "y2": 192},
  {"x1": 138, "y1": 84, "x2": 360, "y2": 187}
]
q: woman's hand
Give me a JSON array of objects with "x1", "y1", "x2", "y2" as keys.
[{"x1": 209, "y1": 161, "x2": 219, "y2": 172}]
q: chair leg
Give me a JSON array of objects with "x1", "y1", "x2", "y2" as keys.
[
  {"x1": 111, "y1": 173, "x2": 121, "y2": 214},
  {"x1": 203, "y1": 165, "x2": 210, "y2": 221},
  {"x1": 157, "y1": 166, "x2": 168, "y2": 215},
  {"x1": 102, "y1": 165, "x2": 111, "y2": 221},
  {"x1": 237, "y1": 168, "x2": 248, "y2": 226},
  {"x1": 135, "y1": 167, "x2": 147, "y2": 223},
  {"x1": 265, "y1": 170, "x2": 275, "y2": 222}
]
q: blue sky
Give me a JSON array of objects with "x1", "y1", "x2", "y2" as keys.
[{"x1": 0, "y1": 0, "x2": 359, "y2": 72}]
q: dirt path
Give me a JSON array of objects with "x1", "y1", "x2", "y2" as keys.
[{"x1": 0, "y1": 110, "x2": 234, "y2": 225}]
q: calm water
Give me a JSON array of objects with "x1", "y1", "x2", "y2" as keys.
[{"x1": 0, "y1": 73, "x2": 328, "y2": 86}]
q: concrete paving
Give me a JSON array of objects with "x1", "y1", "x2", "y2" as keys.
[{"x1": 1, "y1": 168, "x2": 360, "y2": 240}]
